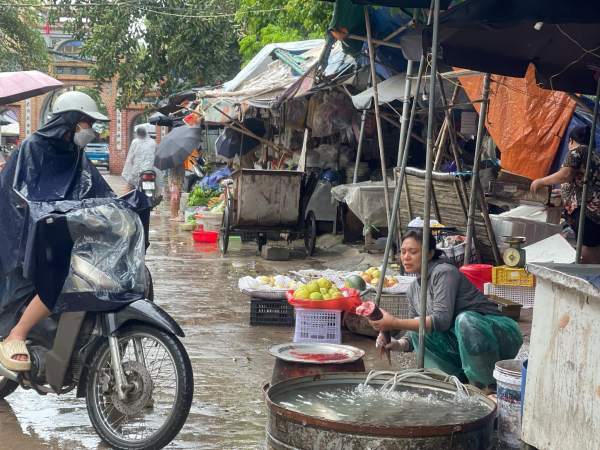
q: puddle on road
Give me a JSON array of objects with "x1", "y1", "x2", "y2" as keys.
[{"x1": 2, "y1": 211, "x2": 387, "y2": 449}]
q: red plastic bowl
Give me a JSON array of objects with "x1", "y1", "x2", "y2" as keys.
[{"x1": 192, "y1": 230, "x2": 219, "y2": 243}]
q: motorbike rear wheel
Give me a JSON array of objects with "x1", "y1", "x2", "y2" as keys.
[
  {"x1": 0, "y1": 377, "x2": 18, "y2": 399},
  {"x1": 86, "y1": 324, "x2": 193, "y2": 450}
]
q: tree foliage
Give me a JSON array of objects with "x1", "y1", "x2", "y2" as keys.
[
  {"x1": 237, "y1": 0, "x2": 333, "y2": 66},
  {"x1": 51, "y1": 0, "x2": 241, "y2": 110},
  {"x1": 0, "y1": 1, "x2": 51, "y2": 73}
]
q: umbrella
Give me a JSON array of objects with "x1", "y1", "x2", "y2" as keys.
[
  {"x1": 215, "y1": 128, "x2": 261, "y2": 160},
  {"x1": 154, "y1": 125, "x2": 203, "y2": 170},
  {"x1": 0, "y1": 70, "x2": 63, "y2": 104},
  {"x1": 215, "y1": 120, "x2": 265, "y2": 160},
  {"x1": 156, "y1": 89, "x2": 198, "y2": 115},
  {"x1": 400, "y1": 0, "x2": 600, "y2": 94},
  {"x1": 149, "y1": 112, "x2": 185, "y2": 128}
]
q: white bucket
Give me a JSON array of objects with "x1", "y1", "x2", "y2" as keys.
[
  {"x1": 200, "y1": 213, "x2": 223, "y2": 232},
  {"x1": 493, "y1": 359, "x2": 523, "y2": 448},
  {"x1": 346, "y1": 163, "x2": 370, "y2": 183}
]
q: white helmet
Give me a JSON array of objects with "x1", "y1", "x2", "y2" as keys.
[{"x1": 52, "y1": 91, "x2": 110, "y2": 122}]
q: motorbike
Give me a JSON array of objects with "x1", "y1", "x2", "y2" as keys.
[
  {"x1": 184, "y1": 155, "x2": 205, "y2": 193},
  {"x1": 139, "y1": 169, "x2": 163, "y2": 207},
  {"x1": 0, "y1": 202, "x2": 193, "y2": 450}
]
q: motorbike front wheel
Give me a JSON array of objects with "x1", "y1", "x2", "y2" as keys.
[
  {"x1": 0, "y1": 377, "x2": 19, "y2": 399},
  {"x1": 86, "y1": 324, "x2": 193, "y2": 450}
]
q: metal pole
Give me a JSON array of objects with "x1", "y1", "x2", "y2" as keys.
[
  {"x1": 374, "y1": 6, "x2": 430, "y2": 309},
  {"x1": 464, "y1": 73, "x2": 492, "y2": 263},
  {"x1": 575, "y1": 77, "x2": 600, "y2": 262},
  {"x1": 364, "y1": 5, "x2": 392, "y2": 227},
  {"x1": 353, "y1": 68, "x2": 372, "y2": 184},
  {"x1": 417, "y1": 0, "x2": 440, "y2": 369}
]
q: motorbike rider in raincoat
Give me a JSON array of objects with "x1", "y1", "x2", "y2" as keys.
[
  {"x1": 0, "y1": 91, "x2": 113, "y2": 371},
  {"x1": 121, "y1": 126, "x2": 160, "y2": 194}
]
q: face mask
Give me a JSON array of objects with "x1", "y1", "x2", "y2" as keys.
[{"x1": 74, "y1": 125, "x2": 96, "y2": 148}]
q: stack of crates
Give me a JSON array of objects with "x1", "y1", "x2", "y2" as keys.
[
  {"x1": 293, "y1": 308, "x2": 342, "y2": 344},
  {"x1": 484, "y1": 266, "x2": 536, "y2": 308}
]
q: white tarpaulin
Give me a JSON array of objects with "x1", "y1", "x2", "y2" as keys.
[
  {"x1": 221, "y1": 40, "x2": 324, "y2": 92},
  {"x1": 351, "y1": 72, "x2": 417, "y2": 110},
  {"x1": 331, "y1": 181, "x2": 395, "y2": 234},
  {"x1": 0, "y1": 122, "x2": 19, "y2": 136}
]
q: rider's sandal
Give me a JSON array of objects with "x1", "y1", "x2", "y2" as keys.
[{"x1": 0, "y1": 340, "x2": 31, "y2": 371}]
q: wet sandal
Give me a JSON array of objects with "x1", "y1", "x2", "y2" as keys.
[{"x1": 0, "y1": 340, "x2": 31, "y2": 371}]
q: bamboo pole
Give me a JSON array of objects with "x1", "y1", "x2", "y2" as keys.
[
  {"x1": 575, "y1": 77, "x2": 600, "y2": 262},
  {"x1": 347, "y1": 34, "x2": 403, "y2": 49},
  {"x1": 464, "y1": 73, "x2": 492, "y2": 261},
  {"x1": 372, "y1": 4, "x2": 430, "y2": 311},
  {"x1": 417, "y1": 0, "x2": 441, "y2": 370},
  {"x1": 214, "y1": 106, "x2": 291, "y2": 154},
  {"x1": 364, "y1": 5, "x2": 392, "y2": 228},
  {"x1": 353, "y1": 67, "x2": 372, "y2": 184}
]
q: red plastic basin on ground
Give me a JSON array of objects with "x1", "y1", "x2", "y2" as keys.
[
  {"x1": 460, "y1": 264, "x2": 493, "y2": 292},
  {"x1": 192, "y1": 230, "x2": 219, "y2": 243}
]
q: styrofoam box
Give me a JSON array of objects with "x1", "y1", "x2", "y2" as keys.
[
  {"x1": 490, "y1": 215, "x2": 562, "y2": 247},
  {"x1": 484, "y1": 282, "x2": 535, "y2": 308},
  {"x1": 293, "y1": 308, "x2": 342, "y2": 344}
]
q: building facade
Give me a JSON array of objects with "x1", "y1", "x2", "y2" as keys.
[{"x1": 0, "y1": 24, "x2": 160, "y2": 175}]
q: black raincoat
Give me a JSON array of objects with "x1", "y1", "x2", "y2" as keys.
[{"x1": 0, "y1": 112, "x2": 152, "y2": 332}]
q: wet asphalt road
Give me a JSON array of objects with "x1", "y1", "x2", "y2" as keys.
[{"x1": 0, "y1": 174, "x2": 401, "y2": 449}]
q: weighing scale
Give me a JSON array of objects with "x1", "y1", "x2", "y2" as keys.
[{"x1": 501, "y1": 236, "x2": 527, "y2": 268}]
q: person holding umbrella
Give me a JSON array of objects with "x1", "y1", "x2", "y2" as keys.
[{"x1": 154, "y1": 124, "x2": 204, "y2": 222}]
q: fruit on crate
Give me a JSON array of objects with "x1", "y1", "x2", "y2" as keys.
[
  {"x1": 294, "y1": 289, "x2": 310, "y2": 299},
  {"x1": 361, "y1": 274, "x2": 373, "y2": 283},
  {"x1": 317, "y1": 278, "x2": 332, "y2": 290},
  {"x1": 306, "y1": 281, "x2": 320, "y2": 294},
  {"x1": 345, "y1": 275, "x2": 367, "y2": 291},
  {"x1": 309, "y1": 292, "x2": 323, "y2": 300}
]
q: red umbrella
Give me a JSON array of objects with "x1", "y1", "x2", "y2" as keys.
[{"x1": 0, "y1": 70, "x2": 63, "y2": 104}]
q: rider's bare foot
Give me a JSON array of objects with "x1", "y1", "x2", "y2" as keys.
[{"x1": 4, "y1": 333, "x2": 28, "y2": 361}]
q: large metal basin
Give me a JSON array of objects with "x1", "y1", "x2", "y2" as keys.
[{"x1": 265, "y1": 372, "x2": 496, "y2": 450}]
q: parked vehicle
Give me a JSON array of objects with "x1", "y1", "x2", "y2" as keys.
[
  {"x1": 184, "y1": 155, "x2": 206, "y2": 193},
  {"x1": 139, "y1": 169, "x2": 163, "y2": 207},
  {"x1": 0, "y1": 203, "x2": 193, "y2": 450},
  {"x1": 85, "y1": 143, "x2": 110, "y2": 169}
]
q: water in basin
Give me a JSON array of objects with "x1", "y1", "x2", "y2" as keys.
[{"x1": 272, "y1": 383, "x2": 492, "y2": 427}]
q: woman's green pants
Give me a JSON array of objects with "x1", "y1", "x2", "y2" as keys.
[{"x1": 409, "y1": 311, "x2": 523, "y2": 384}]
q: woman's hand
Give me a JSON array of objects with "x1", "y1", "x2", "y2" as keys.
[
  {"x1": 376, "y1": 334, "x2": 409, "y2": 352},
  {"x1": 530, "y1": 179, "x2": 545, "y2": 193},
  {"x1": 0, "y1": 162, "x2": 4, "y2": 173},
  {"x1": 368, "y1": 309, "x2": 398, "y2": 332}
]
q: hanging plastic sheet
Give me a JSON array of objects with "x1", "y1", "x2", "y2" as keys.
[
  {"x1": 459, "y1": 66, "x2": 576, "y2": 180},
  {"x1": 331, "y1": 181, "x2": 395, "y2": 235}
]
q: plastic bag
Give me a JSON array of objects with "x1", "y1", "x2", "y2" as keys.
[
  {"x1": 408, "y1": 311, "x2": 523, "y2": 384},
  {"x1": 61, "y1": 203, "x2": 147, "y2": 296},
  {"x1": 171, "y1": 183, "x2": 180, "y2": 202},
  {"x1": 311, "y1": 100, "x2": 354, "y2": 138}
]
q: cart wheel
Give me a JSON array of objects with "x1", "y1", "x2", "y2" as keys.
[
  {"x1": 257, "y1": 233, "x2": 267, "y2": 252},
  {"x1": 305, "y1": 210, "x2": 317, "y2": 256},
  {"x1": 221, "y1": 206, "x2": 230, "y2": 254}
]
